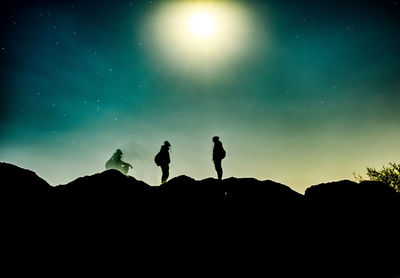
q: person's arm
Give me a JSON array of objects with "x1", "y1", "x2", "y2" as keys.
[{"x1": 121, "y1": 161, "x2": 133, "y2": 168}]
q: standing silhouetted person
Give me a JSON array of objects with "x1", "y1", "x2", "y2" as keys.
[
  {"x1": 154, "y1": 141, "x2": 171, "y2": 184},
  {"x1": 105, "y1": 149, "x2": 133, "y2": 175},
  {"x1": 212, "y1": 136, "x2": 226, "y2": 180}
]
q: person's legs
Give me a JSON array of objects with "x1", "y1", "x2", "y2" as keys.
[
  {"x1": 121, "y1": 165, "x2": 128, "y2": 175},
  {"x1": 161, "y1": 164, "x2": 169, "y2": 184},
  {"x1": 214, "y1": 160, "x2": 223, "y2": 180}
]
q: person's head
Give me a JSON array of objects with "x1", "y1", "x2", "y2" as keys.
[
  {"x1": 212, "y1": 136, "x2": 220, "y2": 143},
  {"x1": 164, "y1": 141, "x2": 171, "y2": 149},
  {"x1": 114, "y1": 149, "x2": 122, "y2": 157}
]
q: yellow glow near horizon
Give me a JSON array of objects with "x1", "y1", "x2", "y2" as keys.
[{"x1": 143, "y1": 1, "x2": 255, "y2": 72}]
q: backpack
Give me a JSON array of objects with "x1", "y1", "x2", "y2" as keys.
[
  {"x1": 105, "y1": 157, "x2": 114, "y2": 169},
  {"x1": 154, "y1": 152, "x2": 162, "y2": 166},
  {"x1": 221, "y1": 148, "x2": 226, "y2": 159}
]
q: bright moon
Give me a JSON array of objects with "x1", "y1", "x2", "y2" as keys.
[
  {"x1": 187, "y1": 10, "x2": 217, "y2": 39},
  {"x1": 143, "y1": 1, "x2": 256, "y2": 74}
]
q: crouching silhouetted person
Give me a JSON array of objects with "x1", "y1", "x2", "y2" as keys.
[
  {"x1": 105, "y1": 149, "x2": 133, "y2": 175},
  {"x1": 154, "y1": 141, "x2": 171, "y2": 184},
  {"x1": 212, "y1": 136, "x2": 226, "y2": 180}
]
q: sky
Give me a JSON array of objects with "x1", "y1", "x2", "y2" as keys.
[{"x1": 0, "y1": 0, "x2": 399, "y2": 193}]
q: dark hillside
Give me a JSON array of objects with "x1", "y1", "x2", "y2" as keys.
[{"x1": 1, "y1": 162, "x2": 399, "y2": 276}]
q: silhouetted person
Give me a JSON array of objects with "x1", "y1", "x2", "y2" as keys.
[
  {"x1": 105, "y1": 149, "x2": 132, "y2": 175},
  {"x1": 154, "y1": 141, "x2": 171, "y2": 184},
  {"x1": 212, "y1": 136, "x2": 226, "y2": 180}
]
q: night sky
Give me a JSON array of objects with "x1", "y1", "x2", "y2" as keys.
[{"x1": 1, "y1": 0, "x2": 399, "y2": 192}]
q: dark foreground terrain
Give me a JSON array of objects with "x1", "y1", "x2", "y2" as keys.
[{"x1": 1, "y1": 162, "x2": 399, "y2": 276}]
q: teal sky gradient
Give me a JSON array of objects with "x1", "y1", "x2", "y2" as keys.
[{"x1": 1, "y1": 0, "x2": 399, "y2": 192}]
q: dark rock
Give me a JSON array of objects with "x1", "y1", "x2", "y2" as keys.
[
  {"x1": 1, "y1": 162, "x2": 399, "y2": 276},
  {"x1": 0, "y1": 162, "x2": 51, "y2": 195}
]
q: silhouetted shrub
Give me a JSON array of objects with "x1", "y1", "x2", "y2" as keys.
[{"x1": 354, "y1": 162, "x2": 400, "y2": 192}]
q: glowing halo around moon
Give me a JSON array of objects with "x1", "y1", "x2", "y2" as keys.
[{"x1": 142, "y1": 1, "x2": 256, "y2": 75}]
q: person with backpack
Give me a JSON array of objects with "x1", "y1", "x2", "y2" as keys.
[
  {"x1": 105, "y1": 149, "x2": 133, "y2": 175},
  {"x1": 212, "y1": 136, "x2": 226, "y2": 180},
  {"x1": 154, "y1": 141, "x2": 171, "y2": 184}
]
